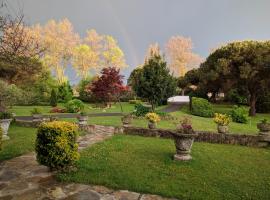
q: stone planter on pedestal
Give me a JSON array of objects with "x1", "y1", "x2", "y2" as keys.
[
  {"x1": 217, "y1": 125, "x2": 229, "y2": 134},
  {"x1": 172, "y1": 130, "x2": 197, "y2": 161},
  {"x1": 0, "y1": 119, "x2": 12, "y2": 140},
  {"x1": 121, "y1": 115, "x2": 132, "y2": 127},
  {"x1": 77, "y1": 115, "x2": 88, "y2": 126},
  {"x1": 148, "y1": 122, "x2": 156, "y2": 129}
]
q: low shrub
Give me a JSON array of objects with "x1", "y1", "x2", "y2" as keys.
[
  {"x1": 50, "y1": 107, "x2": 67, "y2": 113},
  {"x1": 226, "y1": 89, "x2": 248, "y2": 105},
  {"x1": 35, "y1": 121, "x2": 79, "y2": 170},
  {"x1": 191, "y1": 97, "x2": 214, "y2": 117},
  {"x1": 155, "y1": 111, "x2": 175, "y2": 120},
  {"x1": 31, "y1": 107, "x2": 42, "y2": 115},
  {"x1": 0, "y1": 111, "x2": 13, "y2": 119},
  {"x1": 65, "y1": 99, "x2": 84, "y2": 113},
  {"x1": 230, "y1": 106, "x2": 249, "y2": 124},
  {"x1": 133, "y1": 103, "x2": 151, "y2": 117},
  {"x1": 129, "y1": 99, "x2": 142, "y2": 104}
]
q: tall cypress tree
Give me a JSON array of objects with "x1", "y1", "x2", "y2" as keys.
[{"x1": 50, "y1": 88, "x2": 58, "y2": 107}]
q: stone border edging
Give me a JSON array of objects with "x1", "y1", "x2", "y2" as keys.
[
  {"x1": 13, "y1": 120, "x2": 270, "y2": 148},
  {"x1": 123, "y1": 126, "x2": 270, "y2": 148}
]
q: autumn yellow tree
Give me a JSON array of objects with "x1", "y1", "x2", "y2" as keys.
[
  {"x1": 40, "y1": 18, "x2": 79, "y2": 84},
  {"x1": 101, "y1": 35, "x2": 127, "y2": 69},
  {"x1": 84, "y1": 29, "x2": 103, "y2": 54},
  {"x1": 165, "y1": 36, "x2": 203, "y2": 77},
  {"x1": 144, "y1": 43, "x2": 161, "y2": 63},
  {"x1": 72, "y1": 44, "x2": 99, "y2": 79}
]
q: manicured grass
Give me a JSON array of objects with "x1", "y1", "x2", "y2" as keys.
[
  {"x1": 10, "y1": 102, "x2": 270, "y2": 134},
  {"x1": 10, "y1": 102, "x2": 135, "y2": 116},
  {"x1": 58, "y1": 135, "x2": 270, "y2": 200},
  {"x1": 0, "y1": 125, "x2": 37, "y2": 161}
]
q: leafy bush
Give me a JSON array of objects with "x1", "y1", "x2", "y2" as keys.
[
  {"x1": 226, "y1": 89, "x2": 248, "y2": 105},
  {"x1": 0, "y1": 111, "x2": 13, "y2": 119},
  {"x1": 50, "y1": 89, "x2": 58, "y2": 107},
  {"x1": 65, "y1": 99, "x2": 84, "y2": 113},
  {"x1": 129, "y1": 99, "x2": 142, "y2": 104},
  {"x1": 31, "y1": 108, "x2": 42, "y2": 115},
  {"x1": 120, "y1": 90, "x2": 136, "y2": 102},
  {"x1": 35, "y1": 121, "x2": 79, "y2": 170},
  {"x1": 0, "y1": 80, "x2": 23, "y2": 110},
  {"x1": 77, "y1": 77, "x2": 95, "y2": 102},
  {"x1": 133, "y1": 103, "x2": 151, "y2": 117},
  {"x1": 230, "y1": 106, "x2": 249, "y2": 123},
  {"x1": 155, "y1": 111, "x2": 175, "y2": 120},
  {"x1": 191, "y1": 97, "x2": 214, "y2": 117}
]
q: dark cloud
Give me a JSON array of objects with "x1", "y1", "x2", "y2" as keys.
[{"x1": 9, "y1": 0, "x2": 270, "y2": 84}]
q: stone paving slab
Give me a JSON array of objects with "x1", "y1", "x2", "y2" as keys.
[{"x1": 0, "y1": 128, "x2": 177, "y2": 200}]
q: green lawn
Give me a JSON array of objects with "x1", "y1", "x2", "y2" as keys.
[
  {"x1": 10, "y1": 102, "x2": 135, "y2": 116},
  {"x1": 58, "y1": 135, "x2": 270, "y2": 200},
  {"x1": 0, "y1": 125, "x2": 37, "y2": 161},
  {"x1": 10, "y1": 102, "x2": 270, "y2": 134}
]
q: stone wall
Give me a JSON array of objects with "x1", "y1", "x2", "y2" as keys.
[
  {"x1": 14, "y1": 120, "x2": 269, "y2": 148},
  {"x1": 14, "y1": 120, "x2": 42, "y2": 128},
  {"x1": 123, "y1": 126, "x2": 270, "y2": 148}
]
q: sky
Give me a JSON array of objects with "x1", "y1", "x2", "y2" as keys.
[{"x1": 7, "y1": 0, "x2": 270, "y2": 84}]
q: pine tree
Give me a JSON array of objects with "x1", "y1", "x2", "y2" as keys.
[
  {"x1": 135, "y1": 54, "x2": 177, "y2": 111},
  {"x1": 50, "y1": 88, "x2": 58, "y2": 107}
]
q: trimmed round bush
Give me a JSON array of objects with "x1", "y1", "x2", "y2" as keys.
[
  {"x1": 35, "y1": 121, "x2": 79, "y2": 170},
  {"x1": 230, "y1": 106, "x2": 249, "y2": 123},
  {"x1": 191, "y1": 97, "x2": 214, "y2": 118},
  {"x1": 65, "y1": 99, "x2": 84, "y2": 113}
]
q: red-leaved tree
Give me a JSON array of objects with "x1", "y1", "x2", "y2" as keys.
[{"x1": 87, "y1": 67, "x2": 128, "y2": 110}]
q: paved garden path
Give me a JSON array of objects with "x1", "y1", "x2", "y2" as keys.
[
  {"x1": 160, "y1": 104, "x2": 182, "y2": 113},
  {"x1": 0, "y1": 126, "x2": 176, "y2": 200}
]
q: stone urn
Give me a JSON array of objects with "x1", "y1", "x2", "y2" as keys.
[
  {"x1": 217, "y1": 125, "x2": 229, "y2": 134},
  {"x1": 121, "y1": 115, "x2": 132, "y2": 127},
  {"x1": 148, "y1": 122, "x2": 157, "y2": 129},
  {"x1": 257, "y1": 122, "x2": 270, "y2": 135},
  {"x1": 172, "y1": 128, "x2": 197, "y2": 161},
  {"x1": 0, "y1": 119, "x2": 12, "y2": 140},
  {"x1": 77, "y1": 115, "x2": 88, "y2": 126}
]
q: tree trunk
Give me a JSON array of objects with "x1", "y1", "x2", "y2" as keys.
[
  {"x1": 150, "y1": 102, "x2": 155, "y2": 112},
  {"x1": 181, "y1": 88, "x2": 185, "y2": 96},
  {"x1": 249, "y1": 94, "x2": 257, "y2": 116},
  {"x1": 118, "y1": 99, "x2": 123, "y2": 113}
]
